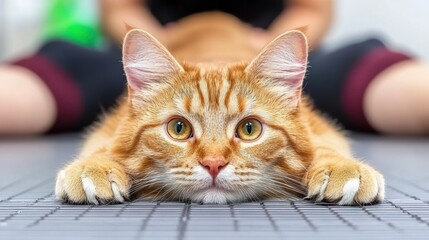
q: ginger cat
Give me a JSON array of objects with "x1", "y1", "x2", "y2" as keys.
[{"x1": 55, "y1": 13, "x2": 384, "y2": 205}]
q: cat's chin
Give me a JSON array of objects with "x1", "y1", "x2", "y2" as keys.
[{"x1": 190, "y1": 187, "x2": 244, "y2": 204}]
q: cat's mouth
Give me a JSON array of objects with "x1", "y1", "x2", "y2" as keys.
[{"x1": 195, "y1": 183, "x2": 234, "y2": 195}]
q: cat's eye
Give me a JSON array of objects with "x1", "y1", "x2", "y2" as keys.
[
  {"x1": 167, "y1": 118, "x2": 193, "y2": 140},
  {"x1": 236, "y1": 118, "x2": 263, "y2": 141}
]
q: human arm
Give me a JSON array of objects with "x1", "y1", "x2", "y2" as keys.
[
  {"x1": 100, "y1": 0, "x2": 170, "y2": 44},
  {"x1": 251, "y1": 0, "x2": 333, "y2": 49}
]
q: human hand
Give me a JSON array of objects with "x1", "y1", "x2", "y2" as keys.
[{"x1": 249, "y1": 28, "x2": 273, "y2": 50}]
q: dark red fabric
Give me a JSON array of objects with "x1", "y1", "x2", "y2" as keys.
[
  {"x1": 341, "y1": 48, "x2": 411, "y2": 132},
  {"x1": 13, "y1": 55, "x2": 83, "y2": 132}
]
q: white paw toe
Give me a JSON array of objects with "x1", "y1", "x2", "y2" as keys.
[
  {"x1": 111, "y1": 182, "x2": 125, "y2": 203},
  {"x1": 81, "y1": 177, "x2": 99, "y2": 205},
  {"x1": 315, "y1": 176, "x2": 329, "y2": 202},
  {"x1": 55, "y1": 170, "x2": 66, "y2": 200},
  {"x1": 376, "y1": 174, "x2": 385, "y2": 202},
  {"x1": 338, "y1": 178, "x2": 360, "y2": 205}
]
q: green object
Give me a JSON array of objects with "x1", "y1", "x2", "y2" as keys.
[{"x1": 43, "y1": 0, "x2": 103, "y2": 48}]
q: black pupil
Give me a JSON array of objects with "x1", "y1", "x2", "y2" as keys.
[
  {"x1": 175, "y1": 121, "x2": 184, "y2": 134},
  {"x1": 245, "y1": 122, "x2": 253, "y2": 135}
]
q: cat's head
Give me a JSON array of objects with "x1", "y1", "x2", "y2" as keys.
[{"x1": 117, "y1": 29, "x2": 313, "y2": 203}]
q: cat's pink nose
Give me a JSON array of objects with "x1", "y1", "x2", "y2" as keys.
[{"x1": 200, "y1": 156, "x2": 228, "y2": 179}]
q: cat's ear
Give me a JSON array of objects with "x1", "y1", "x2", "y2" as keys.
[
  {"x1": 122, "y1": 29, "x2": 183, "y2": 103},
  {"x1": 246, "y1": 30, "x2": 308, "y2": 107}
]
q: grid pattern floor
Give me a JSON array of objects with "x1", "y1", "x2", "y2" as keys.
[{"x1": 1, "y1": 134, "x2": 429, "y2": 239}]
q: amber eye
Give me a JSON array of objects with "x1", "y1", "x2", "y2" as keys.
[
  {"x1": 167, "y1": 118, "x2": 193, "y2": 140},
  {"x1": 236, "y1": 119, "x2": 263, "y2": 141}
]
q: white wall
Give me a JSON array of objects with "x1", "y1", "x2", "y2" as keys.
[
  {"x1": 0, "y1": 0, "x2": 47, "y2": 61},
  {"x1": 325, "y1": 0, "x2": 429, "y2": 60},
  {"x1": 1, "y1": 0, "x2": 429, "y2": 61}
]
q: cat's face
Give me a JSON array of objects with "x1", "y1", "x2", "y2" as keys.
[{"x1": 119, "y1": 30, "x2": 312, "y2": 203}]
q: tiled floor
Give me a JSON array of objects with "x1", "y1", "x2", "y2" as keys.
[{"x1": 1, "y1": 133, "x2": 429, "y2": 239}]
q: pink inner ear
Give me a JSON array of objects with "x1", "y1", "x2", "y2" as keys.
[
  {"x1": 122, "y1": 29, "x2": 183, "y2": 93},
  {"x1": 247, "y1": 30, "x2": 308, "y2": 90},
  {"x1": 124, "y1": 67, "x2": 149, "y2": 91},
  {"x1": 287, "y1": 32, "x2": 308, "y2": 63},
  {"x1": 245, "y1": 31, "x2": 308, "y2": 107}
]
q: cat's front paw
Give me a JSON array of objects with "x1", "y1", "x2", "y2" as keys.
[
  {"x1": 305, "y1": 158, "x2": 384, "y2": 205},
  {"x1": 55, "y1": 160, "x2": 130, "y2": 204}
]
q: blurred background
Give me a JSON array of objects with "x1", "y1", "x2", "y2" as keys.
[{"x1": 0, "y1": 0, "x2": 428, "y2": 62}]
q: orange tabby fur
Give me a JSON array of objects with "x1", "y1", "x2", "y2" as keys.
[{"x1": 55, "y1": 13, "x2": 384, "y2": 205}]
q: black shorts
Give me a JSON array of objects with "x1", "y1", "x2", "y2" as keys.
[
  {"x1": 304, "y1": 39, "x2": 410, "y2": 131},
  {"x1": 13, "y1": 42, "x2": 126, "y2": 132},
  {"x1": 13, "y1": 38, "x2": 410, "y2": 133},
  {"x1": 11, "y1": 1, "x2": 412, "y2": 133}
]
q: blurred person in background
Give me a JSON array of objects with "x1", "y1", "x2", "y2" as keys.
[{"x1": 1, "y1": 0, "x2": 429, "y2": 135}]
